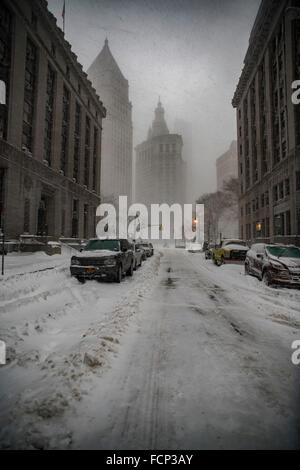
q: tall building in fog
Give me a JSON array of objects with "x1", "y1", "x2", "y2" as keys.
[
  {"x1": 135, "y1": 100, "x2": 186, "y2": 208},
  {"x1": 87, "y1": 39, "x2": 133, "y2": 205},
  {"x1": 233, "y1": 0, "x2": 300, "y2": 246},
  {"x1": 216, "y1": 141, "x2": 238, "y2": 192}
]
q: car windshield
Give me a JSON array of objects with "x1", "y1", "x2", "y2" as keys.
[
  {"x1": 267, "y1": 246, "x2": 300, "y2": 259},
  {"x1": 84, "y1": 240, "x2": 120, "y2": 252},
  {"x1": 223, "y1": 241, "x2": 247, "y2": 247}
]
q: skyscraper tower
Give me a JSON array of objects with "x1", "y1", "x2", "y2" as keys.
[
  {"x1": 87, "y1": 39, "x2": 133, "y2": 205},
  {"x1": 135, "y1": 100, "x2": 186, "y2": 208}
]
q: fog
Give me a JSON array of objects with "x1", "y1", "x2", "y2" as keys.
[{"x1": 47, "y1": 0, "x2": 261, "y2": 202}]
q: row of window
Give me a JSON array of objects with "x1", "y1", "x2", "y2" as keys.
[
  {"x1": 22, "y1": 196, "x2": 96, "y2": 239},
  {"x1": 241, "y1": 172, "x2": 300, "y2": 217},
  {"x1": 242, "y1": 210, "x2": 292, "y2": 240},
  {"x1": 19, "y1": 35, "x2": 100, "y2": 192}
]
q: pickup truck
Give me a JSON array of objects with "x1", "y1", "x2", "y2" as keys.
[{"x1": 70, "y1": 238, "x2": 135, "y2": 283}]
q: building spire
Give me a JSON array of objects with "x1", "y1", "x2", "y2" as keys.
[{"x1": 151, "y1": 99, "x2": 169, "y2": 138}]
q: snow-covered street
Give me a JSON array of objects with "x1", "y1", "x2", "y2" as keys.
[{"x1": 0, "y1": 249, "x2": 300, "y2": 449}]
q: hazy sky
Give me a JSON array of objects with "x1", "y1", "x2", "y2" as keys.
[{"x1": 47, "y1": 0, "x2": 261, "y2": 201}]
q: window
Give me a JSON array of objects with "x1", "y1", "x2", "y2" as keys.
[
  {"x1": 61, "y1": 86, "x2": 70, "y2": 174},
  {"x1": 72, "y1": 200, "x2": 79, "y2": 238},
  {"x1": 93, "y1": 127, "x2": 98, "y2": 191},
  {"x1": 285, "y1": 178, "x2": 290, "y2": 197},
  {"x1": 84, "y1": 116, "x2": 91, "y2": 187},
  {"x1": 31, "y1": 12, "x2": 37, "y2": 29},
  {"x1": 22, "y1": 38, "x2": 37, "y2": 152},
  {"x1": 44, "y1": 64, "x2": 55, "y2": 165},
  {"x1": 266, "y1": 217, "x2": 270, "y2": 238},
  {"x1": 274, "y1": 214, "x2": 285, "y2": 237},
  {"x1": 286, "y1": 211, "x2": 291, "y2": 236},
  {"x1": 84, "y1": 204, "x2": 89, "y2": 239},
  {"x1": 273, "y1": 185, "x2": 278, "y2": 202},
  {"x1": 73, "y1": 103, "x2": 81, "y2": 181},
  {"x1": 24, "y1": 199, "x2": 30, "y2": 233},
  {"x1": 261, "y1": 193, "x2": 265, "y2": 208},
  {"x1": 51, "y1": 43, "x2": 56, "y2": 57},
  {"x1": 279, "y1": 181, "x2": 284, "y2": 199},
  {"x1": 265, "y1": 191, "x2": 269, "y2": 207}
]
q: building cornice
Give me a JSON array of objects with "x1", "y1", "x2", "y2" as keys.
[
  {"x1": 232, "y1": 0, "x2": 285, "y2": 108},
  {"x1": 12, "y1": 0, "x2": 106, "y2": 119}
]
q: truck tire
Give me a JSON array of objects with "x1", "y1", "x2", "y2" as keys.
[{"x1": 116, "y1": 266, "x2": 122, "y2": 283}]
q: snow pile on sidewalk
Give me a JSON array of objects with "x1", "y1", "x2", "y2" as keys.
[{"x1": 0, "y1": 253, "x2": 161, "y2": 449}]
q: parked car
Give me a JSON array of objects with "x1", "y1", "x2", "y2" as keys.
[
  {"x1": 136, "y1": 242, "x2": 152, "y2": 258},
  {"x1": 133, "y1": 243, "x2": 144, "y2": 270},
  {"x1": 70, "y1": 238, "x2": 134, "y2": 283},
  {"x1": 245, "y1": 244, "x2": 300, "y2": 288},
  {"x1": 205, "y1": 243, "x2": 215, "y2": 260},
  {"x1": 202, "y1": 241, "x2": 209, "y2": 253},
  {"x1": 212, "y1": 239, "x2": 249, "y2": 266}
]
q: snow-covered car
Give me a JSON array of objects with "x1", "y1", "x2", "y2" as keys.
[
  {"x1": 136, "y1": 242, "x2": 152, "y2": 258},
  {"x1": 212, "y1": 239, "x2": 249, "y2": 266},
  {"x1": 205, "y1": 243, "x2": 215, "y2": 260},
  {"x1": 70, "y1": 239, "x2": 134, "y2": 283},
  {"x1": 133, "y1": 243, "x2": 143, "y2": 270},
  {"x1": 245, "y1": 244, "x2": 300, "y2": 288},
  {"x1": 187, "y1": 243, "x2": 202, "y2": 253}
]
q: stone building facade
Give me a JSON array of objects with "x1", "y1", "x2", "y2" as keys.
[
  {"x1": 216, "y1": 141, "x2": 238, "y2": 192},
  {"x1": 232, "y1": 0, "x2": 300, "y2": 247},
  {"x1": 87, "y1": 40, "x2": 133, "y2": 206},
  {"x1": 0, "y1": 0, "x2": 106, "y2": 240},
  {"x1": 135, "y1": 100, "x2": 185, "y2": 208}
]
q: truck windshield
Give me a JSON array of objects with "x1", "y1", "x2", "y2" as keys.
[{"x1": 84, "y1": 240, "x2": 120, "y2": 252}]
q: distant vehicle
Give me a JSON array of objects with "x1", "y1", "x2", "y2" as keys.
[
  {"x1": 205, "y1": 243, "x2": 215, "y2": 260},
  {"x1": 245, "y1": 244, "x2": 300, "y2": 288},
  {"x1": 70, "y1": 239, "x2": 134, "y2": 283},
  {"x1": 133, "y1": 243, "x2": 144, "y2": 270},
  {"x1": 136, "y1": 242, "x2": 153, "y2": 258},
  {"x1": 187, "y1": 243, "x2": 202, "y2": 253},
  {"x1": 212, "y1": 239, "x2": 249, "y2": 266},
  {"x1": 202, "y1": 241, "x2": 209, "y2": 253}
]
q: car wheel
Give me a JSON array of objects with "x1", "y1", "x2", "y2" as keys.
[
  {"x1": 216, "y1": 257, "x2": 224, "y2": 267},
  {"x1": 139, "y1": 259, "x2": 142, "y2": 268},
  {"x1": 263, "y1": 271, "x2": 272, "y2": 287},
  {"x1": 77, "y1": 276, "x2": 86, "y2": 284},
  {"x1": 133, "y1": 260, "x2": 137, "y2": 271},
  {"x1": 116, "y1": 266, "x2": 122, "y2": 283},
  {"x1": 127, "y1": 262, "x2": 134, "y2": 277}
]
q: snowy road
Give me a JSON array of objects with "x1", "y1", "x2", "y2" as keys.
[
  {"x1": 0, "y1": 249, "x2": 300, "y2": 449},
  {"x1": 72, "y1": 250, "x2": 300, "y2": 450}
]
